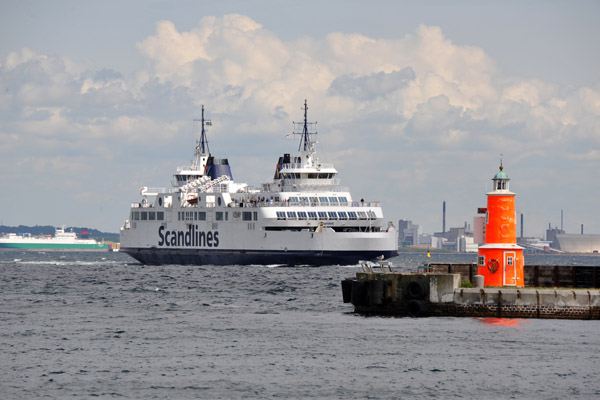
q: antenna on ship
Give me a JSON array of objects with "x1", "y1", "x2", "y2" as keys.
[
  {"x1": 293, "y1": 99, "x2": 317, "y2": 152},
  {"x1": 194, "y1": 105, "x2": 212, "y2": 155}
]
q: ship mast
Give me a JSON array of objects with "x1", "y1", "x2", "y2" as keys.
[
  {"x1": 293, "y1": 99, "x2": 317, "y2": 152},
  {"x1": 194, "y1": 105, "x2": 211, "y2": 155},
  {"x1": 192, "y1": 105, "x2": 212, "y2": 169}
]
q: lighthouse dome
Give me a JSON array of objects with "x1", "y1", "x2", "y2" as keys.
[
  {"x1": 493, "y1": 169, "x2": 509, "y2": 180},
  {"x1": 491, "y1": 164, "x2": 510, "y2": 191}
]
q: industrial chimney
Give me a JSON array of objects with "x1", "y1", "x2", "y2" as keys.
[{"x1": 443, "y1": 201, "x2": 446, "y2": 233}]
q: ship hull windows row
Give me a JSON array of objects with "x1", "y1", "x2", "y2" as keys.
[
  {"x1": 276, "y1": 210, "x2": 375, "y2": 221},
  {"x1": 216, "y1": 212, "x2": 229, "y2": 221},
  {"x1": 264, "y1": 226, "x2": 383, "y2": 232},
  {"x1": 178, "y1": 211, "x2": 206, "y2": 221},
  {"x1": 280, "y1": 173, "x2": 335, "y2": 179},
  {"x1": 132, "y1": 211, "x2": 165, "y2": 221},
  {"x1": 285, "y1": 196, "x2": 348, "y2": 205}
]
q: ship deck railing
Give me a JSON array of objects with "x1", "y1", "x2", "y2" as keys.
[
  {"x1": 226, "y1": 200, "x2": 382, "y2": 208},
  {"x1": 139, "y1": 200, "x2": 383, "y2": 209},
  {"x1": 279, "y1": 162, "x2": 334, "y2": 170},
  {"x1": 278, "y1": 182, "x2": 346, "y2": 191}
]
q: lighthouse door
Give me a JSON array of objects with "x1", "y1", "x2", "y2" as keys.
[{"x1": 503, "y1": 251, "x2": 517, "y2": 286}]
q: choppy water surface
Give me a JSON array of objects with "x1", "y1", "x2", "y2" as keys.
[{"x1": 1, "y1": 251, "x2": 599, "y2": 399}]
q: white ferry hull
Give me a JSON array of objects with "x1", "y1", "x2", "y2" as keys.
[
  {"x1": 121, "y1": 222, "x2": 397, "y2": 266},
  {"x1": 121, "y1": 248, "x2": 397, "y2": 266}
]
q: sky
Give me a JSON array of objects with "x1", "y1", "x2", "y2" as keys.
[{"x1": 1, "y1": 0, "x2": 599, "y2": 236}]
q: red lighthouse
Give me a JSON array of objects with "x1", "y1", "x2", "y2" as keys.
[{"x1": 477, "y1": 162, "x2": 524, "y2": 287}]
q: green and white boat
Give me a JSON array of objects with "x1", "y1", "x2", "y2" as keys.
[{"x1": 0, "y1": 226, "x2": 108, "y2": 250}]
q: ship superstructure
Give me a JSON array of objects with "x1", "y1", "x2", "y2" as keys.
[
  {"x1": 120, "y1": 102, "x2": 398, "y2": 265},
  {"x1": 0, "y1": 226, "x2": 108, "y2": 250}
]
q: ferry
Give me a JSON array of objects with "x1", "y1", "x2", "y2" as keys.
[
  {"x1": 120, "y1": 102, "x2": 398, "y2": 265},
  {"x1": 0, "y1": 226, "x2": 109, "y2": 250}
]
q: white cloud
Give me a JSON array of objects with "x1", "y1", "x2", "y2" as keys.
[{"x1": 1, "y1": 15, "x2": 599, "y2": 234}]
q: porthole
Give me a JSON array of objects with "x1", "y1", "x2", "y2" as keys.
[
  {"x1": 218, "y1": 197, "x2": 222, "y2": 206},
  {"x1": 158, "y1": 197, "x2": 163, "y2": 206}
]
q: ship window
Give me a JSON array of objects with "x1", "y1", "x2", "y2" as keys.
[
  {"x1": 318, "y1": 173, "x2": 328, "y2": 179},
  {"x1": 286, "y1": 211, "x2": 297, "y2": 219},
  {"x1": 308, "y1": 212, "x2": 317, "y2": 220},
  {"x1": 157, "y1": 212, "x2": 164, "y2": 220},
  {"x1": 348, "y1": 211, "x2": 357, "y2": 220},
  {"x1": 198, "y1": 212, "x2": 206, "y2": 221},
  {"x1": 300, "y1": 197, "x2": 308, "y2": 203},
  {"x1": 225, "y1": 212, "x2": 229, "y2": 221},
  {"x1": 141, "y1": 212, "x2": 148, "y2": 220},
  {"x1": 243, "y1": 211, "x2": 252, "y2": 221},
  {"x1": 367, "y1": 211, "x2": 377, "y2": 220},
  {"x1": 216, "y1": 212, "x2": 223, "y2": 221},
  {"x1": 253, "y1": 212, "x2": 258, "y2": 221},
  {"x1": 149, "y1": 212, "x2": 156, "y2": 221},
  {"x1": 310, "y1": 197, "x2": 318, "y2": 204},
  {"x1": 276, "y1": 211, "x2": 286, "y2": 220},
  {"x1": 328, "y1": 212, "x2": 338, "y2": 220},
  {"x1": 358, "y1": 211, "x2": 368, "y2": 220},
  {"x1": 298, "y1": 211, "x2": 307, "y2": 220},
  {"x1": 132, "y1": 211, "x2": 140, "y2": 221},
  {"x1": 507, "y1": 256, "x2": 514, "y2": 266},
  {"x1": 338, "y1": 211, "x2": 348, "y2": 220},
  {"x1": 338, "y1": 197, "x2": 348, "y2": 204},
  {"x1": 308, "y1": 173, "x2": 317, "y2": 179},
  {"x1": 478, "y1": 256, "x2": 485, "y2": 266},
  {"x1": 218, "y1": 197, "x2": 222, "y2": 206},
  {"x1": 289, "y1": 197, "x2": 299, "y2": 203},
  {"x1": 319, "y1": 197, "x2": 329, "y2": 204},
  {"x1": 186, "y1": 211, "x2": 194, "y2": 221},
  {"x1": 318, "y1": 211, "x2": 328, "y2": 219}
]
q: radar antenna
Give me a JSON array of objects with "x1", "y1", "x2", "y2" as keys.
[
  {"x1": 293, "y1": 99, "x2": 317, "y2": 152},
  {"x1": 193, "y1": 105, "x2": 212, "y2": 155}
]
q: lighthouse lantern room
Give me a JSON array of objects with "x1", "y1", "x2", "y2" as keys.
[{"x1": 477, "y1": 161, "x2": 524, "y2": 287}]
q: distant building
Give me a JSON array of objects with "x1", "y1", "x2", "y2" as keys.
[
  {"x1": 398, "y1": 219, "x2": 420, "y2": 246},
  {"x1": 434, "y1": 226, "x2": 465, "y2": 243},
  {"x1": 473, "y1": 216, "x2": 485, "y2": 244},
  {"x1": 546, "y1": 227, "x2": 565, "y2": 249},
  {"x1": 458, "y1": 235, "x2": 478, "y2": 253},
  {"x1": 518, "y1": 237, "x2": 552, "y2": 252},
  {"x1": 430, "y1": 236, "x2": 446, "y2": 249}
]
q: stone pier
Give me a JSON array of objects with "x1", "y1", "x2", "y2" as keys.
[{"x1": 342, "y1": 268, "x2": 600, "y2": 319}]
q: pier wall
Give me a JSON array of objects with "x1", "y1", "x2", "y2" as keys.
[
  {"x1": 445, "y1": 288, "x2": 600, "y2": 319},
  {"x1": 343, "y1": 270, "x2": 600, "y2": 319},
  {"x1": 428, "y1": 263, "x2": 600, "y2": 288}
]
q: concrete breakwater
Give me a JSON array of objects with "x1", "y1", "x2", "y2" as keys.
[
  {"x1": 341, "y1": 263, "x2": 600, "y2": 319},
  {"x1": 427, "y1": 263, "x2": 600, "y2": 289}
]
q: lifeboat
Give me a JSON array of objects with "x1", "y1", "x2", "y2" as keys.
[{"x1": 186, "y1": 193, "x2": 199, "y2": 204}]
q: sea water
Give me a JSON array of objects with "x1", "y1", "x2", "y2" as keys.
[{"x1": 1, "y1": 251, "x2": 599, "y2": 399}]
